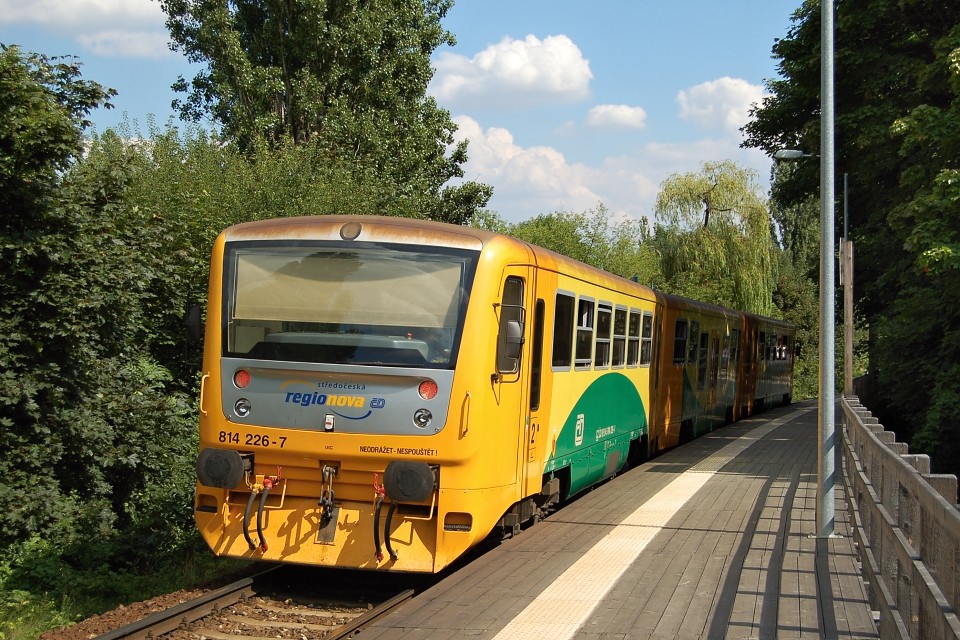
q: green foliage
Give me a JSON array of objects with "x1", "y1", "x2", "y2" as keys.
[
  {"x1": 744, "y1": 0, "x2": 960, "y2": 474},
  {"x1": 0, "y1": 45, "x2": 115, "y2": 208},
  {"x1": 652, "y1": 161, "x2": 777, "y2": 315},
  {"x1": 0, "y1": 533, "x2": 253, "y2": 638},
  {"x1": 0, "y1": 45, "x2": 164, "y2": 543},
  {"x1": 0, "y1": 48, "x2": 213, "y2": 639},
  {"x1": 497, "y1": 205, "x2": 660, "y2": 285},
  {"x1": 772, "y1": 252, "x2": 819, "y2": 399},
  {"x1": 0, "y1": 585, "x2": 75, "y2": 640},
  {"x1": 159, "y1": 0, "x2": 490, "y2": 223}
]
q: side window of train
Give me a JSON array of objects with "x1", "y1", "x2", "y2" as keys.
[
  {"x1": 530, "y1": 299, "x2": 545, "y2": 410},
  {"x1": 552, "y1": 292, "x2": 575, "y2": 369},
  {"x1": 688, "y1": 321, "x2": 700, "y2": 364},
  {"x1": 496, "y1": 276, "x2": 524, "y2": 374},
  {"x1": 730, "y1": 329, "x2": 740, "y2": 370},
  {"x1": 711, "y1": 336, "x2": 720, "y2": 387},
  {"x1": 575, "y1": 297, "x2": 595, "y2": 369},
  {"x1": 721, "y1": 332, "x2": 730, "y2": 371},
  {"x1": 627, "y1": 310, "x2": 641, "y2": 366},
  {"x1": 612, "y1": 306, "x2": 627, "y2": 368},
  {"x1": 697, "y1": 332, "x2": 708, "y2": 389},
  {"x1": 595, "y1": 302, "x2": 612, "y2": 369},
  {"x1": 672, "y1": 319, "x2": 688, "y2": 365},
  {"x1": 758, "y1": 331, "x2": 766, "y2": 363},
  {"x1": 640, "y1": 312, "x2": 653, "y2": 366}
]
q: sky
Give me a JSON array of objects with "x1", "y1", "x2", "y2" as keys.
[{"x1": 0, "y1": 0, "x2": 801, "y2": 224}]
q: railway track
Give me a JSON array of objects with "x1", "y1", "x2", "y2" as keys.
[{"x1": 93, "y1": 567, "x2": 416, "y2": 640}]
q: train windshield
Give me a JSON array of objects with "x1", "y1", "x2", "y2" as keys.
[{"x1": 223, "y1": 242, "x2": 477, "y2": 368}]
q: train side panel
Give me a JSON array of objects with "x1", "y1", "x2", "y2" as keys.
[{"x1": 530, "y1": 256, "x2": 656, "y2": 501}]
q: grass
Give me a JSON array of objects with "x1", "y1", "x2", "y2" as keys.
[{"x1": 0, "y1": 543, "x2": 255, "y2": 640}]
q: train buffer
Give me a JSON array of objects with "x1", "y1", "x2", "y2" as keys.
[{"x1": 360, "y1": 399, "x2": 882, "y2": 639}]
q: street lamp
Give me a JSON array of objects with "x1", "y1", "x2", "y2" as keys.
[
  {"x1": 774, "y1": 0, "x2": 837, "y2": 539},
  {"x1": 773, "y1": 143, "x2": 837, "y2": 538},
  {"x1": 772, "y1": 4, "x2": 837, "y2": 536},
  {"x1": 772, "y1": 149, "x2": 813, "y2": 160},
  {"x1": 820, "y1": 0, "x2": 837, "y2": 539}
]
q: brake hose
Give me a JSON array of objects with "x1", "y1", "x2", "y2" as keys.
[
  {"x1": 384, "y1": 502, "x2": 399, "y2": 561},
  {"x1": 242, "y1": 490, "x2": 258, "y2": 551},
  {"x1": 373, "y1": 492, "x2": 384, "y2": 562},
  {"x1": 256, "y1": 478, "x2": 273, "y2": 552}
]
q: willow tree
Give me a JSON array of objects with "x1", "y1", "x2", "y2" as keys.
[{"x1": 653, "y1": 160, "x2": 776, "y2": 316}]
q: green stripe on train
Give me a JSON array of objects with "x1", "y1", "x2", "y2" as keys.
[{"x1": 544, "y1": 372, "x2": 647, "y2": 497}]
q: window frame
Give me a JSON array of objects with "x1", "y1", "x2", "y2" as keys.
[
  {"x1": 551, "y1": 290, "x2": 576, "y2": 371},
  {"x1": 688, "y1": 320, "x2": 700, "y2": 364},
  {"x1": 594, "y1": 302, "x2": 613, "y2": 369},
  {"x1": 640, "y1": 311, "x2": 654, "y2": 367},
  {"x1": 574, "y1": 296, "x2": 595, "y2": 370},
  {"x1": 673, "y1": 318, "x2": 689, "y2": 365},
  {"x1": 612, "y1": 306, "x2": 627, "y2": 368},
  {"x1": 496, "y1": 276, "x2": 525, "y2": 374},
  {"x1": 627, "y1": 309, "x2": 642, "y2": 367}
]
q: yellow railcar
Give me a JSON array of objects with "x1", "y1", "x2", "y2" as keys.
[{"x1": 193, "y1": 215, "x2": 794, "y2": 572}]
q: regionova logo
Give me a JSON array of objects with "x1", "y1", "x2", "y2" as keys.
[{"x1": 280, "y1": 380, "x2": 385, "y2": 420}]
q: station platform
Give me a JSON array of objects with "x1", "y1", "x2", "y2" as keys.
[{"x1": 359, "y1": 400, "x2": 879, "y2": 640}]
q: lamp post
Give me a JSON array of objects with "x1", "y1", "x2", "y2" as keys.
[
  {"x1": 773, "y1": 143, "x2": 837, "y2": 538},
  {"x1": 770, "y1": 0, "x2": 837, "y2": 537},
  {"x1": 819, "y1": 0, "x2": 836, "y2": 539}
]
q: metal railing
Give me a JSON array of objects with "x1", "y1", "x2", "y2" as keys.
[{"x1": 842, "y1": 394, "x2": 960, "y2": 639}]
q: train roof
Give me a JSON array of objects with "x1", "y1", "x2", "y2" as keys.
[{"x1": 223, "y1": 214, "x2": 497, "y2": 250}]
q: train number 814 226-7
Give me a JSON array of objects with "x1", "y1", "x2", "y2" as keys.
[{"x1": 219, "y1": 431, "x2": 287, "y2": 448}]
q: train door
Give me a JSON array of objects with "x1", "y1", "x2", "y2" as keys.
[
  {"x1": 735, "y1": 316, "x2": 760, "y2": 419},
  {"x1": 648, "y1": 301, "x2": 665, "y2": 455},
  {"x1": 493, "y1": 267, "x2": 541, "y2": 501},
  {"x1": 523, "y1": 299, "x2": 546, "y2": 498}
]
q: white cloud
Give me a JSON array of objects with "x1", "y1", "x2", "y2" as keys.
[
  {"x1": 453, "y1": 115, "x2": 661, "y2": 223},
  {"x1": 77, "y1": 30, "x2": 173, "y2": 59},
  {"x1": 430, "y1": 34, "x2": 592, "y2": 109},
  {"x1": 452, "y1": 115, "x2": 772, "y2": 224},
  {"x1": 0, "y1": 0, "x2": 163, "y2": 28},
  {"x1": 677, "y1": 77, "x2": 767, "y2": 134},
  {"x1": 586, "y1": 104, "x2": 647, "y2": 130},
  {"x1": 0, "y1": 0, "x2": 170, "y2": 58}
]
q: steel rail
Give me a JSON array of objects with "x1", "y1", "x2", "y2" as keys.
[
  {"x1": 93, "y1": 567, "x2": 414, "y2": 640},
  {"x1": 325, "y1": 588, "x2": 415, "y2": 639},
  {"x1": 93, "y1": 569, "x2": 275, "y2": 640}
]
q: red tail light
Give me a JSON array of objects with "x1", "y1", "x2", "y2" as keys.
[
  {"x1": 418, "y1": 379, "x2": 438, "y2": 400},
  {"x1": 234, "y1": 369, "x2": 251, "y2": 389}
]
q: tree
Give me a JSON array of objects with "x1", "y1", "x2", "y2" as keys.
[
  {"x1": 0, "y1": 46, "x2": 197, "y2": 548},
  {"x1": 743, "y1": 0, "x2": 960, "y2": 474},
  {"x1": 652, "y1": 161, "x2": 777, "y2": 315},
  {"x1": 0, "y1": 45, "x2": 115, "y2": 223},
  {"x1": 160, "y1": 0, "x2": 490, "y2": 223},
  {"x1": 503, "y1": 206, "x2": 660, "y2": 284}
]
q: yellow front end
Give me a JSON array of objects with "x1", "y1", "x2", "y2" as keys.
[
  {"x1": 194, "y1": 219, "x2": 542, "y2": 573},
  {"x1": 192, "y1": 425, "x2": 522, "y2": 572}
]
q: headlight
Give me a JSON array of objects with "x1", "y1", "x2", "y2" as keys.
[
  {"x1": 413, "y1": 408, "x2": 432, "y2": 428},
  {"x1": 235, "y1": 398, "x2": 251, "y2": 417}
]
